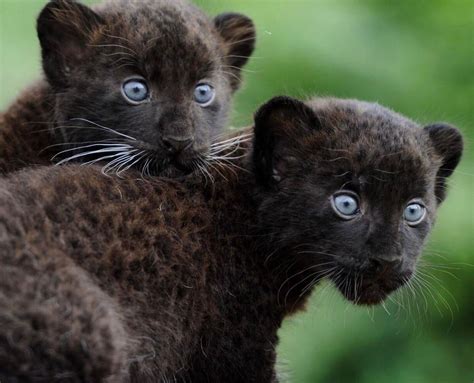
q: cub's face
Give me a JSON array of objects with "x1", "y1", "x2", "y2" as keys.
[
  {"x1": 253, "y1": 97, "x2": 463, "y2": 305},
  {"x1": 37, "y1": 0, "x2": 255, "y2": 175}
]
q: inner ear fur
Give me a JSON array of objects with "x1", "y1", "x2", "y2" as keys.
[
  {"x1": 424, "y1": 123, "x2": 464, "y2": 202},
  {"x1": 214, "y1": 13, "x2": 256, "y2": 90},
  {"x1": 252, "y1": 96, "x2": 321, "y2": 188},
  {"x1": 37, "y1": 0, "x2": 105, "y2": 89}
]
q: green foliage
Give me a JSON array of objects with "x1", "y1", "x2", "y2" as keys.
[{"x1": 1, "y1": 1, "x2": 472, "y2": 381}]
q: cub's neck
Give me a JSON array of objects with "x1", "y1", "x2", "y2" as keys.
[
  {"x1": 0, "y1": 80, "x2": 56, "y2": 173},
  {"x1": 185, "y1": 135, "x2": 316, "y2": 316}
]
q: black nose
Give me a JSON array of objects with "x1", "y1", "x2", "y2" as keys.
[
  {"x1": 369, "y1": 257, "x2": 402, "y2": 274},
  {"x1": 162, "y1": 136, "x2": 194, "y2": 154}
]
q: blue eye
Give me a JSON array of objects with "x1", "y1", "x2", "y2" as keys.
[
  {"x1": 404, "y1": 203, "x2": 426, "y2": 225},
  {"x1": 122, "y1": 79, "x2": 149, "y2": 103},
  {"x1": 332, "y1": 193, "x2": 360, "y2": 219},
  {"x1": 194, "y1": 84, "x2": 215, "y2": 106}
]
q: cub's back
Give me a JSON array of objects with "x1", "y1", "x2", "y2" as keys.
[
  {"x1": 0, "y1": 165, "x2": 215, "y2": 304},
  {"x1": 0, "y1": 165, "x2": 216, "y2": 378}
]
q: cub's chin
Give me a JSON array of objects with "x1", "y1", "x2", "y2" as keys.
[
  {"x1": 158, "y1": 165, "x2": 192, "y2": 178},
  {"x1": 331, "y1": 269, "x2": 413, "y2": 306},
  {"x1": 150, "y1": 157, "x2": 196, "y2": 178}
]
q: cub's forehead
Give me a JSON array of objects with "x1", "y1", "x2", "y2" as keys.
[
  {"x1": 310, "y1": 99, "x2": 428, "y2": 160},
  {"x1": 306, "y1": 99, "x2": 436, "y2": 193},
  {"x1": 96, "y1": 0, "x2": 220, "y2": 81}
]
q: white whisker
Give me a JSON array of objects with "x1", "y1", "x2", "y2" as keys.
[
  {"x1": 52, "y1": 143, "x2": 133, "y2": 161},
  {"x1": 81, "y1": 151, "x2": 134, "y2": 167},
  {"x1": 117, "y1": 151, "x2": 148, "y2": 176},
  {"x1": 55, "y1": 147, "x2": 134, "y2": 166},
  {"x1": 69, "y1": 118, "x2": 136, "y2": 141}
]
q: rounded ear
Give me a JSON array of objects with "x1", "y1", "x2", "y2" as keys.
[
  {"x1": 214, "y1": 13, "x2": 256, "y2": 90},
  {"x1": 424, "y1": 123, "x2": 464, "y2": 202},
  {"x1": 37, "y1": 0, "x2": 104, "y2": 89},
  {"x1": 253, "y1": 96, "x2": 321, "y2": 188}
]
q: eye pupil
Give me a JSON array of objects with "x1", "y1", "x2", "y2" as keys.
[
  {"x1": 332, "y1": 193, "x2": 359, "y2": 219},
  {"x1": 194, "y1": 84, "x2": 215, "y2": 106},
  {"x1": 404, "y1": 202, "x2": 426, "y2": 225},
  {"x1": 122, "y1": 79, "x2": 149, "y2": 103}
]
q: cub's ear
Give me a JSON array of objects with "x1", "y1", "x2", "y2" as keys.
[
  {"x1": 424, "y1": 123, "x2": 464, "y2": 202},
  {"x1": 37, "y1": 0, "x2": 104, "y2": 89},
  {"x1": 253, "y1": 96, "x2": 321, "y2": 188},
  {"x1": 214, "y1": 13, "x2": 256, "y2": 90}
]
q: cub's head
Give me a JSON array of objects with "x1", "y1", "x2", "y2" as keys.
[
  {"x1": 253, "y1": 96, "x2": 463, "y2": 305},
  {"x1": 37, "y1": 0, "x2": 255, "y2": 175}
]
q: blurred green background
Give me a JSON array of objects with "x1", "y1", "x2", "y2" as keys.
[{"x1": 1, "y1": 0, "x2": 472, "y2": 382}]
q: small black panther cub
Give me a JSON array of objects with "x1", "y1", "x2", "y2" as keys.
[
  {"x1": 0, "y1": 0, "x2": 256, "y2": 175},
  {"x1": 0, "y1": 97, "x2": 463, "y2": 382}
]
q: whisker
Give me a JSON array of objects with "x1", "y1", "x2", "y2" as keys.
[
  {"x1": 81, "y1": 152, "x2": 132, "y2": 167},
  {"x1": 55, "y1": 147, "x2": 134, "y2": 166},
  {"x1": 223, "y1": 36, "x2": 257, "y2": 48},
  {"x1": 69, "y1": 118, "x2": 136, "y2": 141},
  {"x1": 102, "y1": 154, "x2": 132, "y2": 175},
  {"x1": 210, "y1": 134, "x2": 253, "y2": 148},
  {"x1": 40, "y1": 138, "x2": 124, "y2": 153},
  {"x1": 51, "y1": 143, "x2": 133, "y2": 161},
  {"x1": 117, "y1": 151, "x2": 148, "y2": 176},
  {"x1": 88, "y1": 43, "x2": 137, "y2": 55},
  {"x1": 207, "y1": 159, "x2": 238, "y2": 179}
]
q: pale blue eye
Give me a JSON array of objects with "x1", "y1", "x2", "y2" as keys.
[
  {"x1": 404, "y1": 203, "x2": 426, "y2": 225},
  {"x1": 122, "y1": 79, "x2": 149, "y2": 103},
  {"x1": 194, "y1": 84, "x2": 215, "y2": 106},
  {"x1": 332, "y1": 193, "x2": 359, "y2": 218}
]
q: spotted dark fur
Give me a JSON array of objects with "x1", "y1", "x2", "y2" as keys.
[
  {"x1": 0, "y1": 97, "x2": 462, "y2": 382},
  {"x1": 0, "y1": 0, "x2": 256, "y2": 175}
]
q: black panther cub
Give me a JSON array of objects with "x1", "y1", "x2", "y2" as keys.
[
  {"x1": 0, "y1": 0, "x2": 256, "y2": 175},
  {"x1": 0, "y1": 96, "x2": 463, "y2": 382}
]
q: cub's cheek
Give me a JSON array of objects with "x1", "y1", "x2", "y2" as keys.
[{"x1": 192, "y1": 136, "x2": 211, "y2": 156}]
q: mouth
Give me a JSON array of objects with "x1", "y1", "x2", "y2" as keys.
[
  {"x1": 140, "y1": 150, "x2": 198, "y2": 177},
  {"x1": 331, "y1": 268, "x2": 411, "y2": 306},
  {"x1": 151, "y1": 158, "x2": 196, "y2": 178},
  {"x1": 169, "y1": 158, "x2": 195, "y2": 174},
  {"x1": 167, "y1": 146, "x2": 208, "y2": 176}
]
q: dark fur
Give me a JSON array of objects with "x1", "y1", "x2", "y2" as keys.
[
  {"x1": 0, "y1": 0, "x2": 256, "y2": 175},
  {"x1": 0, "y1": 97, "x2": 462, "y2": 382}
]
